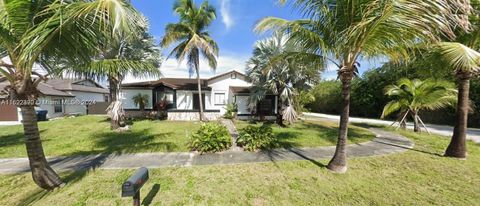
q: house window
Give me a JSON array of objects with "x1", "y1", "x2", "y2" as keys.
[
  {"x1": 104, "y1": 94, "x2": 109, "y2": 102},
  {"x1": 53, "y1": 99, "x2": 63, "y2": 113},
  {"x1": 214, "y1": 93, "x2": 226, "y2": 105},
  {"x1": 157, "y1": 92, "x2": 174, "y2": 103},
  {"x1": 231, "y1": 73, "x2": 237, "y2": 79}
]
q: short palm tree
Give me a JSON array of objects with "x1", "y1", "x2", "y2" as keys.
[
  {"x1": 133, "y1": 93, "x2": 150, "y2": 112},
  {"x1": 161, "y1": 0, "x2": 218, "y2": 121},
  {"x1": 256, "y1": 0, "x2": 471, "y2": 173},
  {"x1": 381, "y1": 78, "x2": 457, "y2": 132},
  {"x1": 438, "y1": 42, "x2": 480, "y2": 158},
  {"x1": 246, "y1": 33, "x2": 320, "y2": 125},
  {"x1": 0, "y1": 0, "x2": 143, "y2": 189}
]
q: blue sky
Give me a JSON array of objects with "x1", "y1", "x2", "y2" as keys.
[{"x1": 128, "y1": 0, "x2": 384, "y2": 82}]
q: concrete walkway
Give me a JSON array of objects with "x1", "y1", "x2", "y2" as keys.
[
  {"x1": 0, "y1": 128, "x2": 413, "y2": 174},
  {"x1": 219, "y1": 118, "x2": 241, "y2": 151},
  {"x1": 304, "y1": 112, "x2": 480, "y2": 143}
]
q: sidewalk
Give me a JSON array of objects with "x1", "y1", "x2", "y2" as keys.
[
  {"x1": 304, "y1": 112, "x2": 480, "y2": 143},
  {"x1": 0, "y1": 128, "x2": 413, "y2": 174}
]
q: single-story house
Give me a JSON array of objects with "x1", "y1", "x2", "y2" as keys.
[
  {"x1": 121, "y1": 70, "x2": 278, "y2": 121},
  {"x1": 0, "y1": 78, "x2": 109, "y2": 123}
]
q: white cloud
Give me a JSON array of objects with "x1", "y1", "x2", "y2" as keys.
[
  {"x1": 220, "y1": 0, "x2": 234, "y2": 30},
  {"x1": 123, "y1": 54, "x2": 249, "y2": 83}
]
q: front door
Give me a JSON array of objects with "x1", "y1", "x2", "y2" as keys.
[{"x1": 192, "y1": 93, "x2": 205, "y2": 110}]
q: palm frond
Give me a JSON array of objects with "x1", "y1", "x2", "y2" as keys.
[{"x1": 437, "y1": 42, "x2": 480, "y2": 74}]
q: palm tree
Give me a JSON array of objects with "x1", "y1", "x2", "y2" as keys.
[
  {"x1": 256, "y1": 0, "x2": 471, "y2": 173},
  {"x1": 246, "y1": 33, "x2": 321, "y2": 125},
  {"x1": 381, "y1": 78, "x2": 457, "y2": 132},
  {"x1": 71, "y1": 29, "x2": 161, "y2": 130},
  {"x1": 133, "y1": 93, "x2": 150, "y2": 112},
  {"x1": 0, "y1": 0, "x2": 143, "y2": 189},
  {"x1": 161, "y1": 0, "x2": 218, "y2": 121},
  {"x1": 438, "y1": 42, "x2": 480, "y2": 158}
]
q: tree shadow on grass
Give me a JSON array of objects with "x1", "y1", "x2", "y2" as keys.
[
  {"x1": 62, "y1": 129, "x2": 178, "y2": 156},
  {"x1": 16, "y1": 168, "x2": 101, "y2": 206},
  {"x1": 266, "y1": 122, "x2": 371, "y2": 148},
  {"x1": 16, "y1": 189, "x2": 50, "y2": 206},
  {"x1": 372, "y1": 139, "x2": 443, "y2": 157},
  {"x1": 0, "y1": 130, "x2": 48, "y2": 148},
  {"x1": 260, "y1": 147, "x2": 326, "y2": 169}
]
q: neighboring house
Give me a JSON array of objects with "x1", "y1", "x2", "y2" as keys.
[
  {"x1": 121, "y1": 70, "x2": 278, "y2": 120},
  {"x1": 0, "y1": 78, "x2": 109, "y2": 123}
]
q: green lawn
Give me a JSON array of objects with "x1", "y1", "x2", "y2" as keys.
[
  {"x1": 0, "y1": 116, "x2": 375, "y2": 158},
  {"x1": 0, "y1": 115, "x2": 201, "y2": 158},
  {"x1": 235, "y1": 119, "x2": 376, "y2": 148},
  {"x1": 0, "y1": 129, "x2": 479, "y2": 205}
]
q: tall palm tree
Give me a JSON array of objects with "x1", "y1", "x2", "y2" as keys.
[
  {"x1": 0, "y1": 0, "x2": 143, "y2": 189},
  {"x1": 71, "y1": 29, "x2": 161, "y2": 130},
  {"x1": 246, "y1": 33, "x2": 321, "y2": 125},
  {"x1": 256, "y1": 0, "x2": 471, "y2": 173},
  {"x1": 438, "y1": 42, "x2": 480, "y2": 158},
  {"x1": 381, "y1": 78, "x2": 457, "y2": 132},
  {"x1": 161, "y1": 0, "x2": 218, "y2": 121}
]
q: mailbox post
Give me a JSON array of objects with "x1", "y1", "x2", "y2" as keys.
[{"x1": 122, "y1": 167, "x2": 149, "y2": 206}]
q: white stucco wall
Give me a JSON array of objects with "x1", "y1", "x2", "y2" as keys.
[
  {"x1": 120, "y1": 89, "x2": 153, "y2": 110},
  {"x1": 60, "y1": 91, "x2": 107, "y2": 115},
  {"x1": 176, "y1": 90, "x2": 212, "y2": 110},
  {"x1": 37, "y1": 96, "x2": 80, "y2": 119},
  {"x1": 207, "y1": 74, "x2": 251, "y2": 114}
]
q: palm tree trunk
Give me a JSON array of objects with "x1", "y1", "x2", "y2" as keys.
[
  {"x1": 194, "y1": 53, "x2": 204, "y2": 122},
  {"x1": 20, "y1": 105, "x2": 63, "y2": 190},
  {"x1": 327, "y1": 70, "x2": 353, "y2": 173},
  {"x1": 412, "y1": 111, "x2": 420, "y2": 133},
  {"x1": 445, "y1": 72, "x2": 471, "y2": 158},
  {"x1": 108, "y1": 77, "x2": 121, "y2": 130},
  {"x1": 276, "y1": 96, "x2": 285, "y2": 127},
  {"x1": 275, "y1": 83, "x2": 285, "y2": 127}
]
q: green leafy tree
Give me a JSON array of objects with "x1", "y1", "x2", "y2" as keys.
[
  {"x1": 0, "y1": 0, "x2": 143, "y2": 189},
  {"x1": 308, "y1": 80, "x2": 342, "y2": 114},
  {"x1": 246, "y1": 33, "x2": 321, "y2": 125},
  {"x1": 382, "y1": 78, "x2": 457, "y2": 132},
  {"x1": 256, "y1": 0, "x2": 470, "y2": 173},
  {"x1": 161, "y1": 0, "x2": 218, "y2": 121}
]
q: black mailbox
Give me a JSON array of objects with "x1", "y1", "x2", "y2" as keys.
[{"x1": 122, "y1": 167, "x2": 149, "y2": 206}]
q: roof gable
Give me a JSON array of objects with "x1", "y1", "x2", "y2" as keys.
[{"x1": 208, "y1": 70, "x2": 247, "y2": 82}]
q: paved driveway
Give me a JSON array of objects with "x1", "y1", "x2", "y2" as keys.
[{"x1": 304, "y1": 112, "x2": 480, "y2": 143}]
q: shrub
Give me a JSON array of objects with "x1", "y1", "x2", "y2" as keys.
[
  {"x1": 223, "y1": 103, "x2": 238, "y2": 119},
  {"x1": 188, "y1": 123, "x2": 232, "y2": 153},
  {"x1": 237, "y1": 124, "x2": 277, "y2": 151}
]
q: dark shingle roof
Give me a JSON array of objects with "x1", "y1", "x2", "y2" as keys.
[
  {"x1": 46, "y1": 79, "x2": 108, "y2": 94},
  {"x1": 0, "y1": 78, "x2": 107, "y2": 98},
  {"x1": 122, "y1": 70, "x2": 248, "y2": 90},
  {"x1": 123, "y1": 78, "x2": 210, "y2": 90},
  {"x1": 37, "y1": 83, "x2": 75, "y2": 97},
  {"x1": 0, "y1": 79, "x2": 74, "y2": 97}
]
